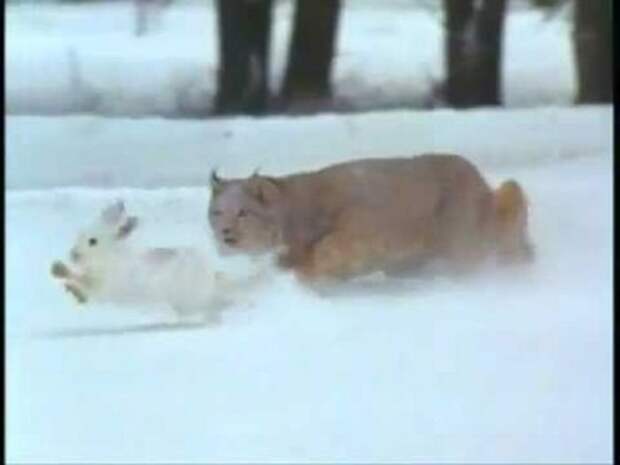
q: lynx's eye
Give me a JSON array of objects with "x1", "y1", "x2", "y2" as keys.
[{"x1": 88, "y1": 237, "x2": 98, "y2": 247}]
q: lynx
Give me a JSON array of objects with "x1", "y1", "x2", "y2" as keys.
[{"x1": 208, "y1": 154, "x2": 533, "y2": 282}]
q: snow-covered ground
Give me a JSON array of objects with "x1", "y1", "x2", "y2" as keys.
[
  {"x1": 6, "y1": 0, "x2": 575, "y2": 116},
  {"x1": 6, "y1": 106, "x2": 613, "y2": 463}
]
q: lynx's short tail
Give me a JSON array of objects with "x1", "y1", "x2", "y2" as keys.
[{"x1": 492, "y1": 180, "x2": 534, "y2": 263}]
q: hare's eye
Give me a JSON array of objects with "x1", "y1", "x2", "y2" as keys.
[
  {"x1": 238, "y1": 209, "x2": 247, "y2": 218},
  {"x1": 88, "y1": 238, "x2": 98, "y2": 246},
  {"x1": 211, "y1": 210, "x2": 222, "y2": 217}
]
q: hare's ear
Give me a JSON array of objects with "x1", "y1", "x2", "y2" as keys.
[
  {"x1": 102, "y1": 200, "x2": 126, "y2": 225},
  {"x1": 116, "y1": 216, "x2": 138, "y2": 240}
]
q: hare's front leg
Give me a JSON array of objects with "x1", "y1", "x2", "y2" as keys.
[
  {"x1": 51, "y1": 260, "x2": 72, "y2": 279},
  {"x1": 51, "y1": 260, "x2": 89, "y2": 304},
  {"x1": 64, "y1": 282, "x2": 88, "y2": 304}
]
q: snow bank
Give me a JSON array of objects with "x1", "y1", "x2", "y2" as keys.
[
  {"x1": 6, "y1": 1, "x2": 575, "y2": 116},
  {"x1": 6, "y1": 106, "x2": 612, "y2": 189}
]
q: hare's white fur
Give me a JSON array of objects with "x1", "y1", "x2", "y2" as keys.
[{"x1": 54, "y1": 200, "x2": 223, "y2": 322}]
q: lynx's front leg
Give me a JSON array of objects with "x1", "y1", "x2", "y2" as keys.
[
  {"x1": 295, "y1": 232, "x2": 373, "y2": 282},
  {"x1": 294, "y1": 209, "x2": 398, "y2": 283},
  {"x1": 294, "y1": 210, "x2": 433, "y2": 283}
]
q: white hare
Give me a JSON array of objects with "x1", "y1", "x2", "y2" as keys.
[{"x1": 51, "y1": 200, "x2": 226, "y2": 324}]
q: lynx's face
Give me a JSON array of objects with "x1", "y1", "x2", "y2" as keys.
[{"x1": 208, "y1": 173, "x2": 284, "y2": 256}]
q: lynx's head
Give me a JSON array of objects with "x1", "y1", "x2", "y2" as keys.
[{"x1": 208, "y1": 170, "x2": 285, "y2": 256}]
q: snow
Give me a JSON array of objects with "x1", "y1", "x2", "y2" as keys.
[
  {"x1": 5, "y1": 105, "x2": 613, "y2": 463},
  {"x1": 6, "y1": 0, "x2": 576, "y2": 117},
  {"x1": 5, "y1": 0, "x2": 611, "y2": 460}
]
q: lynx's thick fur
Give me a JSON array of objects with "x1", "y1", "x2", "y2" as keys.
[{"x1": 208, "y1": 154, "x2": 533, "y2": 282}]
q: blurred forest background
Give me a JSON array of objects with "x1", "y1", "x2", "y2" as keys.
[
  {"x1": 6, "y1": 0, "x2": 612, "y2": 117},
  {"x1": 208, "y1": 0, "x2": 611, "y2": 114}
]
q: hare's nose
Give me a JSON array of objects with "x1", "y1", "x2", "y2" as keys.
[{"x1": 70, "y1": 248, "x2": 81, "y2": 262}]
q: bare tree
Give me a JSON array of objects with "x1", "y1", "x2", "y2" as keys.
[
  {"x1": 280, "y1": 0, "x2": 341, "y2": 109},
  {"x1": 443, "y1": 0, "x2": 507, "y2": 107},
  {"x1": 214, "y1": 0, "x2": 273, "y2": 115},
  {"x1": 573, "y1": 0, "x2": 612, "y2": 103}
]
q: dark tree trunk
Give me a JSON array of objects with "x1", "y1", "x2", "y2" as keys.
[
  {"x1": 444, "y1": 0, "x2": 507, "y2": 108},
  {"x1": 476, "y1": 0, "x2": 507, "y2": 104},
  {"x1": 573, "y1": 0, "x2": 612, "y2": 103},
  {"x1": 444, "y1": 0, "x2": 475, "y2": 107},
  {"x1": 135, "y1": 0, "x2": 148, "y2": 37},
  {"x1": 215, "y1": 0, "x2": 273, "y2": 115},
  {"x1": 280, "y1": 0, "x2": 341, "y2": 107}
]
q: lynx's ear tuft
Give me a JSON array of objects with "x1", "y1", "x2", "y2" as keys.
[{"x1": 210, "y1": 169, "x2": 226, "y2": 195}]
